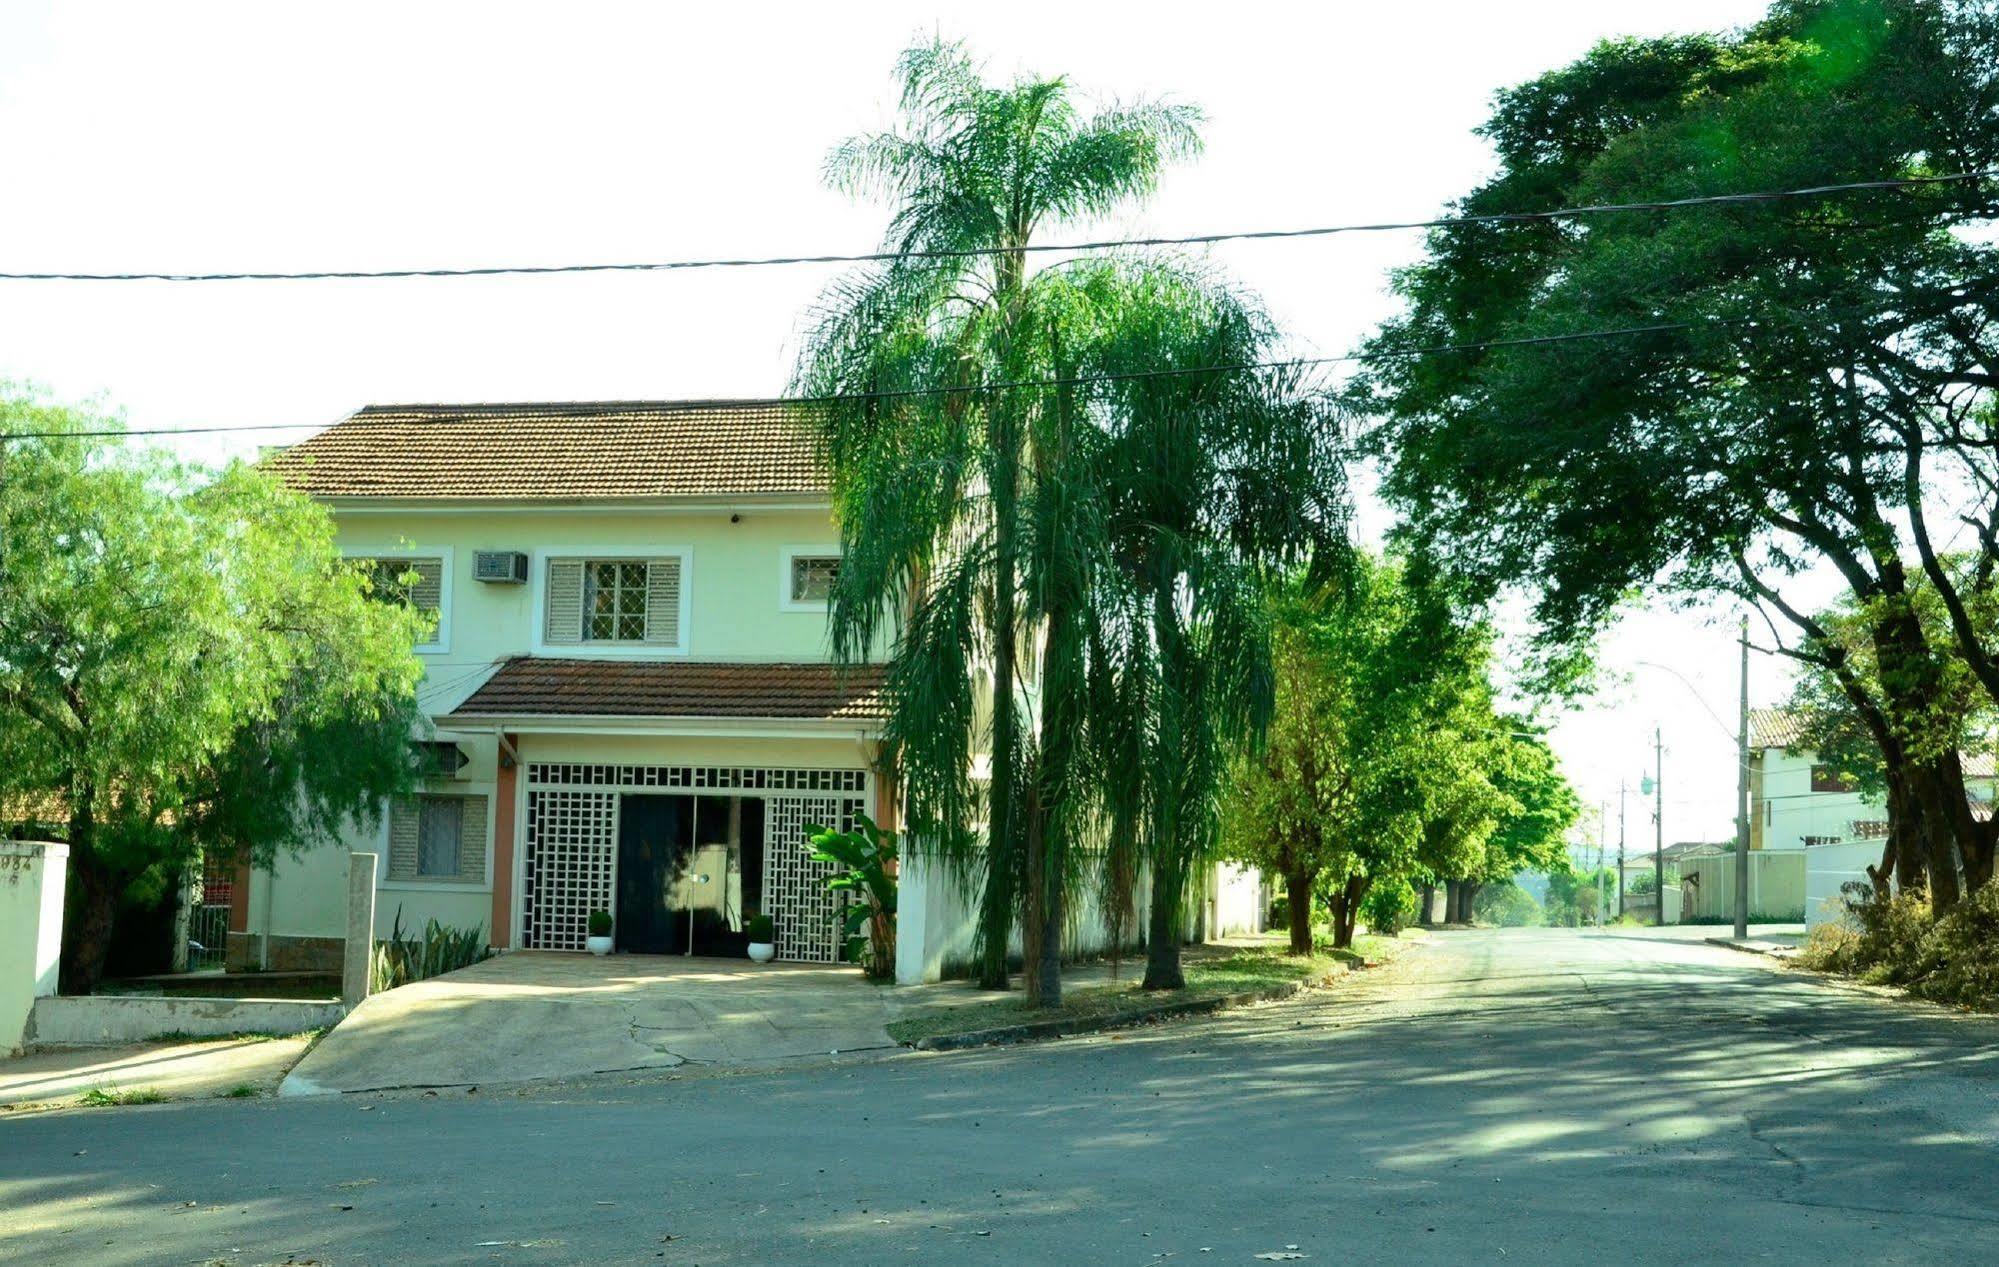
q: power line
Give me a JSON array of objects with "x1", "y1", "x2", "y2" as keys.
[
  {"x1": 5, "y1": 284, "x2": 1989, "y2": 443},
  {"x1": 0, "y1": 319, "x2": 1733, "y2": 442},
  {"x1": 0, "y1": 172, "x2": 1989, "y2": 283}
]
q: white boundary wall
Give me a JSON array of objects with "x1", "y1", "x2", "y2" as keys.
[
  {"x1": 1, "y1": 842, "x2": 68, "y2": 1056},
  {"x1": 1806, "y1": 840, "x2": 1880, "y2": 930}
]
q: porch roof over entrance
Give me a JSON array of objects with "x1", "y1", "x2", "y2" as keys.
[{"x1": 443, "y1": 657, "x2": 889, "y2": 723}]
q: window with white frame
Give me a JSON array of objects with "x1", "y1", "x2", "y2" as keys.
[
  {"x1": 790, "y1": 554, "x2": 840, "y2": 605},
  {"x1": 356, "y1": 555, "x2": 445, "y2": 646},
  {"x1": 388, "y1": 793, "x2": 487, "y2": 884},
  {"x1": 543, "y1": 556, "x2": 682, "y2": 647}
]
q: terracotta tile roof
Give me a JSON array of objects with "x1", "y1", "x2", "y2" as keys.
[
  {"x1": 265, "y1": 400, "x2": 828, "y2": 500},
  {"x1": 445, "y1": 658, "x2": 888, "y2": 722},
  {"x1": 1749, "y1": 708, "x2": 1806, "y2": 750},
  {"x1": 1752, "y1": 709, "x2": 1998, "y2": 777}
]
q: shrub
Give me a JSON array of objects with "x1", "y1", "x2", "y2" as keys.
[
  {"x1": 1361, "y1": 876, "x2": 1418, "y2": 935},
  {"x1": 370, "y1": 908, "x2": 491, "y2": 993},
  {"x1": 587, "y1": 910, "x2": 613, "y2": 938},
  {"x1": 1796, "y1": 922, "x2": 1864, "y2": 974},
  {"x1": 1907, "y1": 883, "x2": 1999, "y2": 1008},
  {"x1": 1800, "y1": 883, "x2": 1999, "y2": 1010},
  {"x1": 1851, "y1": 888, "x2": 1937, "y2": 986},
  {"x1": 745, "y1": 913, "x2": 775, "y2": 943}
]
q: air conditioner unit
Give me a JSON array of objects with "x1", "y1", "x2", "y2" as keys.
[{"x1": 474, "y1": 550, "x2": 530, "y2": 584}]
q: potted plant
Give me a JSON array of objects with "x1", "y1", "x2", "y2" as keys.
[
  {"x1": 585, "y1": 910, "x2": 614, "y2": 956},
  {"x1": 745, "y1": 913, "x2": 776, "y2": 963}
]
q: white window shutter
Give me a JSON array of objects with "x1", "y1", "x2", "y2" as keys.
[
  {"x1": 406, "y1": 558, "x2": 444, "y2": 645},
  {"x1": 545, "y1": 558, "x2": 584, "y2": 644},
  {"x1": 644, "y1": 558, "x2": 681, "y2": 646}
]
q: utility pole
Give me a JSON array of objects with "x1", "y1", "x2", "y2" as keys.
[
  {"x1": 1735, "y1": 617, "x2": 1751, "y2": 941},
  {"x1": 1597, "y1": 800, "x2": 1609, "y2": 928},
  {"x1": 1654, "y1": 726, "x2": 1665, "y2": 927},
  {"x1": 1617, "y1": 781, "x2": 1627, "y2": 918}
]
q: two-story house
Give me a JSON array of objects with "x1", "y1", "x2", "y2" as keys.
[
  {"x1": 1750, "y1": 708, "x2": 1999, "y2": 852},
  {"x1": 230, "y1": 400, "x2": 894, "y2": 970},
  {"x1": 1750, "y1": 708, "x2": 1998, "y2": 927},
  {"x1": 228, "y1": 398, "x2": 1266, "y2": 982}
]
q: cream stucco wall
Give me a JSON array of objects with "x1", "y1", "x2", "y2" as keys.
[{"x1": 332, "y1": 502, "x2": 871, "y2": 714}]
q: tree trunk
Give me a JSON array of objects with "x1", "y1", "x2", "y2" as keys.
[
  {"x1": 1142, "y1": 851, "x2": 1187, "y2": 990},
  {"x1": 1906, "y1": 760, "x2": 1966, "y2": 915},
  {"x1": 1457, "y1": 881, "x2": 1482, "y2": 925},
  {"x1": 1284, "y1": 868, "x2": 1315, "y2": 954},
  {"x1": 1330, "y1": 874, "x2": 1368, "y2": 949},
  {"x1": 978, "y1": 541, "x2": 1020, "y2": 990},
  {"x1": 1442, "y1": 879, "x2": 1465, "y2": 926},
  {"x1": 59, "y1": 819, "x2": 120, "y2": 996},
  {"x1": 1417, "y1": 883, "x2": 1436, "y2": 927},
  {"x1": 1039, "y1": 855, "x2": 1071, "y2": 1003}
]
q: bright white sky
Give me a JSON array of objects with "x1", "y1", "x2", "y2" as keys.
[{"x1": 0, "y1": 0, "x2": 1796, "y2": 848}]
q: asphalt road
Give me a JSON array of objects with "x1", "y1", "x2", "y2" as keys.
[{"x1": 6, "y1": 927, "x2": 1999, "y2": 1265}]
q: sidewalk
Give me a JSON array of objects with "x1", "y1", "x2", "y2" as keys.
[{"x1": 0, "y1": 1035, "x2": 311, "y2": 1110}]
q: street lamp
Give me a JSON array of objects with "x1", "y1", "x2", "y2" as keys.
[{"x1": 1632, "y1": 624, "x2": 1753, "y2": 940}]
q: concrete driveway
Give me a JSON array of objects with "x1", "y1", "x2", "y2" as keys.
[{"x1": 281, "y1": 952, "x2": 896, "y2": 1096}]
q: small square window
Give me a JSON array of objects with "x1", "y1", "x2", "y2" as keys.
[
  {"x1": 791, "y1": 555, "x2": 840, "y2": 604},
  {"x1": 1810, "y1": 765, "x2": 1855, "y2": 794},
  {"x1": 584, "y1": 559, "x2": 650, "y2": 642},
  {"x1": 417, "y1": 796, "x2": 463, "y2": 878},
  {"x1": 358, "y1": 555, "x2": 444, "y2": 646}
]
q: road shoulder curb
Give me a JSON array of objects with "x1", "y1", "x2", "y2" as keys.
[{"x1": 909, "y1": 963, "x2": 1353, "y2": 1052}]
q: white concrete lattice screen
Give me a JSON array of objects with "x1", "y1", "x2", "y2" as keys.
[
  {"x1": 763, "y1": 793, "x2": 858, "y2": 964},
  {"x1": 522, "y1": 790, "x2": 617, "y2": 951}
]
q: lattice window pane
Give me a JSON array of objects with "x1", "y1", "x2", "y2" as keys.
[
  {"x1": 790, "y1": 555, "x2": 839, "y2": 603},
  {"x1": 581, "y1": 558, "x2": 664, "y2": 643},
  {"x1": 358, "y1": 555, "x2": 444, "y2": 646}
]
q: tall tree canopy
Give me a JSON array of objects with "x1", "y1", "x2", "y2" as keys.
[
  {"x1": 0, "y1": 393, "x2": 429, "y2": 991},
  {"x1": 1357, "y1": 0, "x2": 1999, "y2": 911}
]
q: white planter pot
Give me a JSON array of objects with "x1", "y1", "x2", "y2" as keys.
[
  {"x1": 586, "y1": 935, "x2": 613, "y2": 956},
  {"x1": 747, "y1": 942, "x2": 775, "y2": 964}
]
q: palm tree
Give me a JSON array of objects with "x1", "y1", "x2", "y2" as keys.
[
  {"x1": 1076, "y1": 259, "x2": 1344, "y2": 988},
  {"x1": 794, "y1": 39, "x2": 1200, "y2": 1000}
]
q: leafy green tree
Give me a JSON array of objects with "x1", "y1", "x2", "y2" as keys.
[
  {"x1": 0, "y1": 394, "x2": 428, "y2": 991},
  {"x1": 795, "y1": 39, "x2": 1202, "y2": 1002},
  {"x1": 1357, "y1": 0, "x2": 1999, "y2": 911},
  {"x1": 1545, "y1": 867, "x2": 1619, "y2": 928},
  {"x1": 1223, "y1": 551, "x2": 1483, "y2": 949},
  {"x1": 1459, "y1": 724, "x2": 1582, "y2": 919},
  {"x1": 1473, "y1": 881, "x2": 1545, "y2": 927}
]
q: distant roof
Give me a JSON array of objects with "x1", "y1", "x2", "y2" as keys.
[
  {"x1": 1749, "y1": 708, "x2": 1805, "y2": 750},
  {"x1": 1751, "y1": 707, "x2": 1998, "y2": 776},
  {"x1": 265, "y1": 400, "x2": 828, "y2": 501},
  {"x1": 444, "y1": 658, "x2": 887, "y2": 723}
]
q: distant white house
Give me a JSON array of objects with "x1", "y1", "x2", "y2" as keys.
[{"x1": 1748, "y1": 709, "x2": 1998, "y2": 928}]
